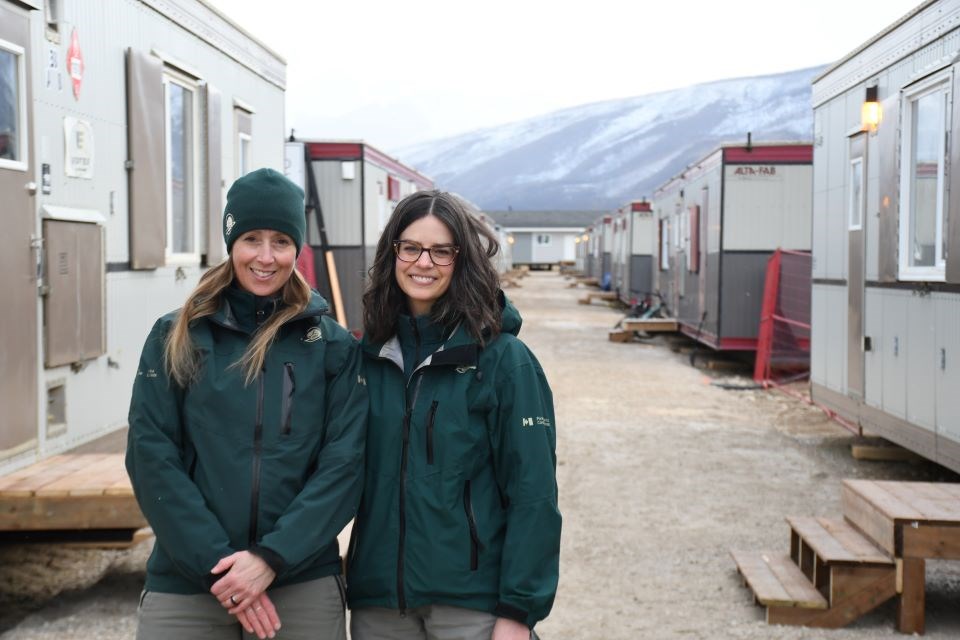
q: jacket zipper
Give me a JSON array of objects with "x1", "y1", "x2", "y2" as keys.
[
  {"x1": 249, "y1": 369, "x2": 265, "y2": 545},
  {"x1": 397, "y1": 373, "x2": 424, "y2": 613},
  {"x1": 463, "y1": 480, "x2": 481, "y2": 571},
  {"x1": 280, "y1": 362, "x2": 295, "y2": 435},
  {"x1": 425, "y1": 401, "x2": 438, "y2": 465}
]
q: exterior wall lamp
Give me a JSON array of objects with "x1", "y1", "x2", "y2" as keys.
[{"x1": 861, "y1": 85, "x2": 882, "y2": 132}]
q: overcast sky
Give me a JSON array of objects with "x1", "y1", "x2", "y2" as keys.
[{"x1": 210, "y1": 0, "x2": 923, "y2": 152}]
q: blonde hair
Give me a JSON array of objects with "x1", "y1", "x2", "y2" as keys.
[{"x1": 164, "y1": 260, "x2": 312, "y2": 387}]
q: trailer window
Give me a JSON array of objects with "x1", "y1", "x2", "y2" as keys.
[
  {"x1": 235, "y1": 105, "x2": 252, "y2": 179},
  {"x1": 899, "y1": 76, "x2": 949, "y2": 279},
  {"x1": 164, "y1": 74, "x2": 200, "y2": 259},
  {"x1": 0, "y1": 42, "x2": 25, "y2": 169}
]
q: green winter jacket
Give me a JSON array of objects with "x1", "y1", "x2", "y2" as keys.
[
  {"x1": 346, "y1": 296, "x2": 561, "y2": 629},
  {"x1": 126, "y1": 287, "x2": 367, "y2": 595}
]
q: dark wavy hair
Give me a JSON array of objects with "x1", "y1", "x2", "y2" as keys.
[{"x1": 362, "y1": 190, "x2": 501, "y2": 344}]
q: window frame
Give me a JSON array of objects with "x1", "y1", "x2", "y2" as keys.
[
  {"x1": 0, "y1": 38, "x2": 28, "y2": 172},
  {"x1": 898, "y1": 71, "x2": 950, "y2": 281},
  {"x1": 162, "y1": 69, "x2": 202, "y2": 264}
]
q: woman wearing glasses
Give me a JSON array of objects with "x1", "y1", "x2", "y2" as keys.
[{"x1": 346, "y1": 191, "x2": 561, "y2": 640}]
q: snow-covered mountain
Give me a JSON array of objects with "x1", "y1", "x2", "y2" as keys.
[{"x1": 396, "y1": 65, "x2": 826, "y2": 211}]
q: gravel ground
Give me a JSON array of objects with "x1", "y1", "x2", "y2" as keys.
[{"x1": 1, "y1": 270, "x2": 958, "y2": 639}]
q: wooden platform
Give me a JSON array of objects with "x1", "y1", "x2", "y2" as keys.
[
  {"x1": 578, "y1": 291, "x2": 619, "y2": 305},
  {"x1": 621, "y1": 318, "x2": 678, "y2": 333},
  {"x1": 733, "y1": 480, "x2": 960, "y2": 634},
  {"x1": 0, "y1": 453, "x2": 146, "y2": 532}
]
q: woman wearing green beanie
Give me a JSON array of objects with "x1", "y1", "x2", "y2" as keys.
[{"x1": 126, "y1": 168, "x2": 367, "y2": 640}]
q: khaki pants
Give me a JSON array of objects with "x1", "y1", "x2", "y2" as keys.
[
  {"x1": 351, "y1": 605, "x2": 537, "y2": 640},
  {"x1": 137, "y1": 575, "x2": 346, "y2": 640}
]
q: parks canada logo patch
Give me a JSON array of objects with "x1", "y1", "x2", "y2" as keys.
[
  {"x1": 224, "y1": 213, "x2": 235, "y2": 236},
  {"x1": 303, "y1": 327, "x2": 322, "y2": 343}
]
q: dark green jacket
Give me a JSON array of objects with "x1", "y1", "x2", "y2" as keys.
[
  {"x1": 346, "y1": 297, "x2": 561, "y2": 629},
  {"x1": 126, "y1": 288, "x2": 366, "y2": 594}
]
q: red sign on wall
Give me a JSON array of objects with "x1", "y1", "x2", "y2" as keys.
[{"x1": 67, "y1": 28, "x2": 84, "y2": 99}]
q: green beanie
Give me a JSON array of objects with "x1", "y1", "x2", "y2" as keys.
[{"x1": 223, "y1": 168, "x2": 306, "y2": 255}]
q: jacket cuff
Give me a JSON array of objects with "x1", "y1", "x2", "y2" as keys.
[
  {"x1": 249, "y1": 545, "x2": 288, "y2": 576},
  {"x1": 493, "y1": 601, "x2": 530, "y2": 626}
]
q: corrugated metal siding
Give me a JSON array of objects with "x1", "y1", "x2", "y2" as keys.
[
  {"x1": 718, "y1": 252, "x2": 770, "y2": 339},
  {"x1": 362, "y1": 162, "x2": 388, "y2": 248},
  {"x1": 704, "y1": 253, "x2": 720, "y2": 339},
  {"x1": 312, "y1": 160, "x2": 362, "y2": 246},
  {"x1": 722, "y1": 164, "x2": 813, "y2": 251}
]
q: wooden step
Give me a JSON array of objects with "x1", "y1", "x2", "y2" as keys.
[
  {"x1": 787, "y1": 516, "x2": 892, "y2": 566},
  {"x1": 730, "y1": 550, "x2": 827, "y2": 609}
]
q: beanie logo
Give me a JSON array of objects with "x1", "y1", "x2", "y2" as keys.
[
  {"x1": 303, "y1": 327, "x2": 322, "y2": 343},
  {"x1": 224, "y1": 213, "x2": 235, "y2": 236}
]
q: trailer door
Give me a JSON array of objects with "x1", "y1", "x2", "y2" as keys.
[
  {"x1": 847, "y1": 134, "x2": 866, "y2": 400},
  {"x1": 0, "y1": 1, "x2": 37, "y2": 461}
]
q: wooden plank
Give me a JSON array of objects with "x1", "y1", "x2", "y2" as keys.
[
  {"x1": 880, "y1": 482, "x2": 960, "y2": 522},
  {"x1": 766, "y1": 554, "x2": 829, "y2": 609},
  {"x1": 608, "y1": 330, "x2": 633, "y2": 343},
  {"x1": 768, "y1": 565, "x2": 896, "y2": 628},
  {"x1": 0, "y1": 454, "x2": 111, "y2": 498},
  {"x1": 829, "y1": 564, "x2": 896, "y2": 605},
  {"x1": 731, "y1": 550, "x2": 793, "y2": 606},
  {"x1": 622, "y1": 319, "x2": 678, "y2": 333},
  {"x1": 732, "y1": 551, "x2": 827, "y2": 609},
  {"x1": 901, "y1": 524, "x2": 960, "y2": 559},
  {"x1": 36, "y1": 454, "x2": 127, "y2": 498},
  {"x1": 844, "y1": 480, "x2": 924, "y2": 520},
  {"x1": 0, "y1": 494, "x2": 147, "y2": 531},
  {"x1": 0, "y1": 455, "x2": 72, "y2": 491},
  {"x1": 896, "y1": 557, "x2": 925, "y2": 634},
  {"x1": 816, "y1": 518, "x2": 893, "y2": 564},
  {"x1": 850, "y1": 444, "x2": 924, "y2": 463},
  {"x1": 787, "y1": 517, "x2": 857, "y2": 563},
  {"x1": 841, "y1": 481, "x2": 900, "y2": 555}
]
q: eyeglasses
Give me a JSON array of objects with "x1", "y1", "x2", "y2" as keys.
[{"x1": 393, "y1": 240, "x2": 460, "y2": 266}]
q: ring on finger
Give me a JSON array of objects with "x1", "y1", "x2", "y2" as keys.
[{"x1": 230, "y1": 594, "x2": 239, "y2": 605}]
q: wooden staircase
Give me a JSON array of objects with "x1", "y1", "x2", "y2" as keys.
[{"x1": 732, "y1": 480, "x2": 960, "y2": 634}]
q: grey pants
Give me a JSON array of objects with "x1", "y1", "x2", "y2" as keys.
[
  {"x1": 137, "y1": 575, "x2": 346, "y2": 640},
  {"x1": 351, "y1": 605, "x2": 537, "y2": 640}
]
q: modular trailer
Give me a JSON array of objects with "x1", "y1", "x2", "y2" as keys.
[
  {"x1": 0, "y1": 0, "x2": 286, "y2": 474},
  {"x1": 283, "y1": 140, "x2": 433, "y2": 333},
  {"x1": 484, "y1": 210, "x2": 595, "y2": 271},
  {"x1": 610, "y1": 200, "x2": 656, "y2": 305},
  {"x1": 652, "y1": 142, "x2": 812, "y2": 349},
  {"x1": 811, "y1": 0, "x2": 960, "y2": 473}
]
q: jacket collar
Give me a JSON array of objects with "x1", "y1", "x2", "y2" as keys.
[{"x1": 210, "y1": 285, "x2": 330, "y2": 334}]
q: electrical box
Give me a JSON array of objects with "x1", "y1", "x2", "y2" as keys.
[{"x1": 43, "y1": 219, "x2": 105, "y2": 367}]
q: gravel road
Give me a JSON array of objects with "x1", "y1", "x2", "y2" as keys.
[{"x1": 1, "y1": 270, "x2": 958, "y2": 639}]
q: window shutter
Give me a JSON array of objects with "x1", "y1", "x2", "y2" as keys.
[
  {"x1": 125, "y1": 48, "x2": 166, "y2": 269},
  {"x1": 947, "y1": 67, "x2": 960, "y2": 282},
  {"x1": 877, "y1": 91, "x2": 900, "y2": 282},
  {"x1": 205, "y1": 83, "x2": 224, "y2": 265}
]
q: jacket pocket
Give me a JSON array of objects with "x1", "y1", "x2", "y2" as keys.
[
  {"x1": 280, "y1": 362, "x2": 295, "y2": 435},
  {"x1": 425, "y1": 401, "x2": 438, "y2": 464},
  {"x1": 463, "y1": 480, "x2": 481, "y2": 571}
]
